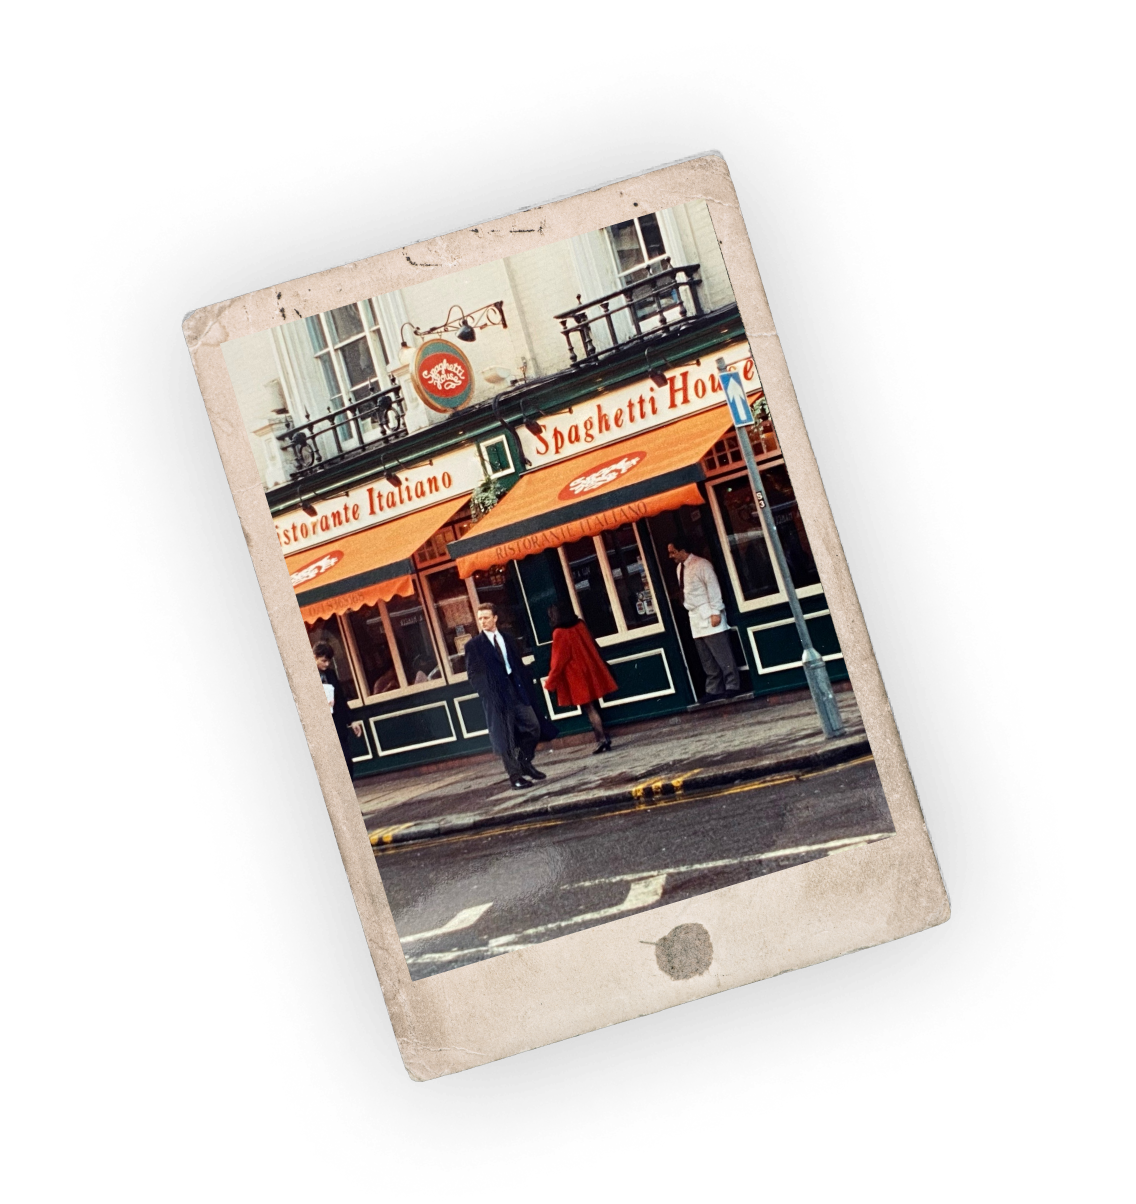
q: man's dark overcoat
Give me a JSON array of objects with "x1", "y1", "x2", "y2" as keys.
[
  {"x1": 318, "y1": 663, "x2": 357, "y2": 776},
  {"x1": 464, "y1": 630, "x2": 558, "y2": 753}
]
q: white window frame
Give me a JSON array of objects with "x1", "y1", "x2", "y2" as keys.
[
  {"x1": 605, "y1": 212, "x2": 687, "y2": 338},
  {"x1": 704, "y1": 466, "x2": 825, "y2": 614},
  {"x1": 419, "y1": 562, "x2": 480, "y2": 685},
  {"x1": 607, "y1": 213, "x2": 671, "y2": 287},
  {"x1": 307, "y1": 303, "x2": 393, "y2": 446},
  {"x1": 701, "y1": 430, "x2": 781, "y2": 479},
  {"x1": 306, "y1": 617, "x2": 366, "y2": 708},
  {"x1": 336, "y1": 584, "x2": 449, "y2": 705},
  {"x1": 478, "y1": 435, "x2": 515, "y2": 480},
  {"x1": 558, "y1": 523, "x2": 666, "y2": 648}
]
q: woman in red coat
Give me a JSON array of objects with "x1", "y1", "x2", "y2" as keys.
[{"x1": 544, "y1": 605, "x2": 618, "y2": 753}]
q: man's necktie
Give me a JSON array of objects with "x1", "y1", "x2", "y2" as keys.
[
  {"x1": 678, "y1": 562, "x2": 685, "y2": 592},
  {"x1": 492, "y1": 635, "x2": 505, "y2": 665}
]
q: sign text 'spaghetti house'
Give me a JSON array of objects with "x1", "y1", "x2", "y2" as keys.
[{"x1": 222, "y1": 204, "x2": 847, "y2": 776}]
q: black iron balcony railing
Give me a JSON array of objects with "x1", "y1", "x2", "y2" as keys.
[
  {"x1": 279, "y1": 381, "x2": 406, "y2": 479},
  {"x1": 554, "y1": 263, "x2": 704, "y2": 366}
]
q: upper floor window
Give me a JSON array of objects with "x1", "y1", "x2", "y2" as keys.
[
  {"x1": 607, "y1": 213, "x2": 669, "y2": 287},
  {"x1": 305, "y1": 301, "x2": 391, "y2": 416}
]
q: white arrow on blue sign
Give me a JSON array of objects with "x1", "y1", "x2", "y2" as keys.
[{"x1": 719, "y1": 370, "x2": 754, "y2": 427}]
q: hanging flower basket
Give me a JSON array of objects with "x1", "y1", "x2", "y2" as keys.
[{"x1": 470, "y1": 477, "x2": 508, "y2": 521}]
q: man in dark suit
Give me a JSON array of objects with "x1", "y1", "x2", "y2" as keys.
[
  {"x1": 464, "y1": 602, "x2": 547, "y2": 789},
  {"x1": 313, "y1": 641, "x2": 364, "y2": 778}
]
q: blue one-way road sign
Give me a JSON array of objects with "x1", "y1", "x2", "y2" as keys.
[{"x1": 719, "y1": 370, "x2": 753, "y2": 427}]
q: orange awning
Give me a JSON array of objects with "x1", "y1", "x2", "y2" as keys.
[
  {"x1": 448, "y1": 406, "x2": 733, "y2": 577},
  {"x1": 286, "y1": 494, "x2": 470, "y2": 623}
]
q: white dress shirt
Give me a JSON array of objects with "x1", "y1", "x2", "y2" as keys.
[
  {"x1": 488, "y1": 630, "x2": 513, "y2": 673},
  {"x1": 679, "y1": 554, "x2": 728, "y2": 639}
]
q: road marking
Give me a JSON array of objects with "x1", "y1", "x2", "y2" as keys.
[
  {"x1": 404, "y1": 946, "x2": 506, "y2": 968},
  {"x1": 562, "y1": 832, "x2": 893, "y2": 890},
  {"x1": 374, "y1": 755, "x2": 878, "y2": 853},
  {"x1": 486, "y1": 873, "x2": 668, "y2": 949},
  {"x1": 400, "y1": 829, "x2": 889, "y2": 968},
  {"x1": 399, "y1": 902, "x2": 493, "y2": 944}
]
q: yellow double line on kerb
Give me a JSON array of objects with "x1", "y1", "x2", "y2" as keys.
[
  {"x1": 630, "y1": 769, "x2": 703, "y2": 804},
  {"x1": 370, "y1": 823, "x2": 417, "y2": 847}
]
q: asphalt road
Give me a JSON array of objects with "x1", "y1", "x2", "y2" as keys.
[{"x1": 376, "y1": 755, "x2": 894, "y2": 980}]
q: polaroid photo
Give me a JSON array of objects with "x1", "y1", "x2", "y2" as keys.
[{"x1": 183, "y1": 153, "x2": 948, "y2": 1080}]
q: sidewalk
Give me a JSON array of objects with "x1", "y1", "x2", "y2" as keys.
[{"x1": 357, "y1": 688, "x2": 872, "y2": 848}]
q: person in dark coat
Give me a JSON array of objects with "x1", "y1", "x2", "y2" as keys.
[
  {"x1": 464, "y1": 602, "x2": 550, "y2": 789},
  {"x1": 313, "y1": 641, "x2": 364, "y2": 777},
  {"x1": 544, "y1": 605, "x2": 617, "y2": 754}
]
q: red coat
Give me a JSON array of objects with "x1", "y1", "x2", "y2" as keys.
[{"x1": 544, "y1": 622, "x2": 618, "y2": 707}]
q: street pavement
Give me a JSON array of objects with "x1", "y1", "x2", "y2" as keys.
[
  {"x1": 376, "y1": 755, "x2": 894, "y2": 980},
  {"x1": 358, "y1": 689, "x2": 870, "y2": 846}
]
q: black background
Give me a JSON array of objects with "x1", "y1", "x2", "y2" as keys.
[{"x1": 66, "y1": 30, "x2": 1078, "y2": 1194}]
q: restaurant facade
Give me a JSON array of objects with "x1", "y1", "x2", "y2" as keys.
[{"x1": 224, "y1": 205, "x2": 847, "y2": 778}]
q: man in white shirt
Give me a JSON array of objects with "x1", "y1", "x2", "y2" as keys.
[{"x1": 667, "y1": 536, "x2": 741, "y2": 701}]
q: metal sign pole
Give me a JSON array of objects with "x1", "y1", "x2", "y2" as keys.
[{"x1": 717, "y1": 360, "x2": 845, "y2": 738}]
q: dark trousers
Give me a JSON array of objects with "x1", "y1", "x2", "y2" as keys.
[
  {"x1": 695, "y1": 631, "x2": 740, "y2": 695},
  {"x1": 486, "y1": 680, "x2": 541, "y2": 780}
]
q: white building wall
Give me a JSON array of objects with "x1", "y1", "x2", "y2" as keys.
[
  {"x1": 498, "y1": 236, "x2": 585, "y2": 378},
  {"x1": 684, "y1": 201, "x2": 736, "y2": 311},
  {"x1": 394, "y1": 258, "x2": 533, "y2": 411},
  {"x1": 273, "y1": 321, "x2": 331, "y2": 422},
  {"x1": 220, "y1": 329, "x2": 283, "y2": 485},
  {"x1": 220, "y1": 202, "x2": 740, "y2": 492}
]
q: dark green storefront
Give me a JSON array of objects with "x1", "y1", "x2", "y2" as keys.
[{"x1": 278, "y1": 309, "x2": 846, "y2": 778}]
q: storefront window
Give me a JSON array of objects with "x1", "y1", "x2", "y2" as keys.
[
  {"x1": 472, "y1": 564, "x2": 531, "y2": 655},
  {"x1": 562, "y1": 536, "x2": 619, "y2": 638},
  {"x1": 387, "y1": 587, "x2": 442, "y2": 686},
  {"x1": 602, "y1": 525, "x2": 657, "y2": 630},
  {"x1": 761, "y1": 464, "x2": 820, "y2": 589},
  {"x1": 306, "y1": 618, "x2": 360, "y2": 702},
  {"x1": 424, "y1": 565, "x2": 476, "y2": 677},
  {"x1": 344, "y1": 605, "x2": 400, "y2": 696},
  {"x1": 712, "y1": 477, "x2": 779, "y2": 601},
  {"x1": 516, "y1": 551, "x2": 575, "y2": 645}
]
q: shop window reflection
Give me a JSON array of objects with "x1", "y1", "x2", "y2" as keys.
[
  {"x1": 762, "y1": 464, "x2": 819, "y2": 589},
  {"x1": 713, "y1": 466, "x2": 820, "y2": 600},
  {"x1": 712, "y1": 478, "x2": 779, "y2": 600},
  {"x1": 305, "y1": 618, "x2": 360, "y2": 701},
  {"x1": 387, "y1": 587, "x2": 442, "y2": 685},
  {"x1": 424, "y1": 565, "x2": 476, "y2": 677},
  {"x1": 562, "y1": 536, "x2": 618, "y2": 638},
  {"x1": 516, "y1": 550, "x2": 575, "y2": 645},
  {"x1": 344, "y1": 606, "x2": 400, "y2": 696},
  {"x1": 472, "y1": 564, "x2": 531, "y2": 656},
  {"x1": 601, "y1": 524, "x2": 657, "y2": 630}
]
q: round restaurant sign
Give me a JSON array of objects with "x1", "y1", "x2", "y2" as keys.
[
  {"x1": 411, "y1": 338, "x2": 475, "y2": 413},
  {"x1": 558, "y1": 451, "x2": 646, "y2": 501}
]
